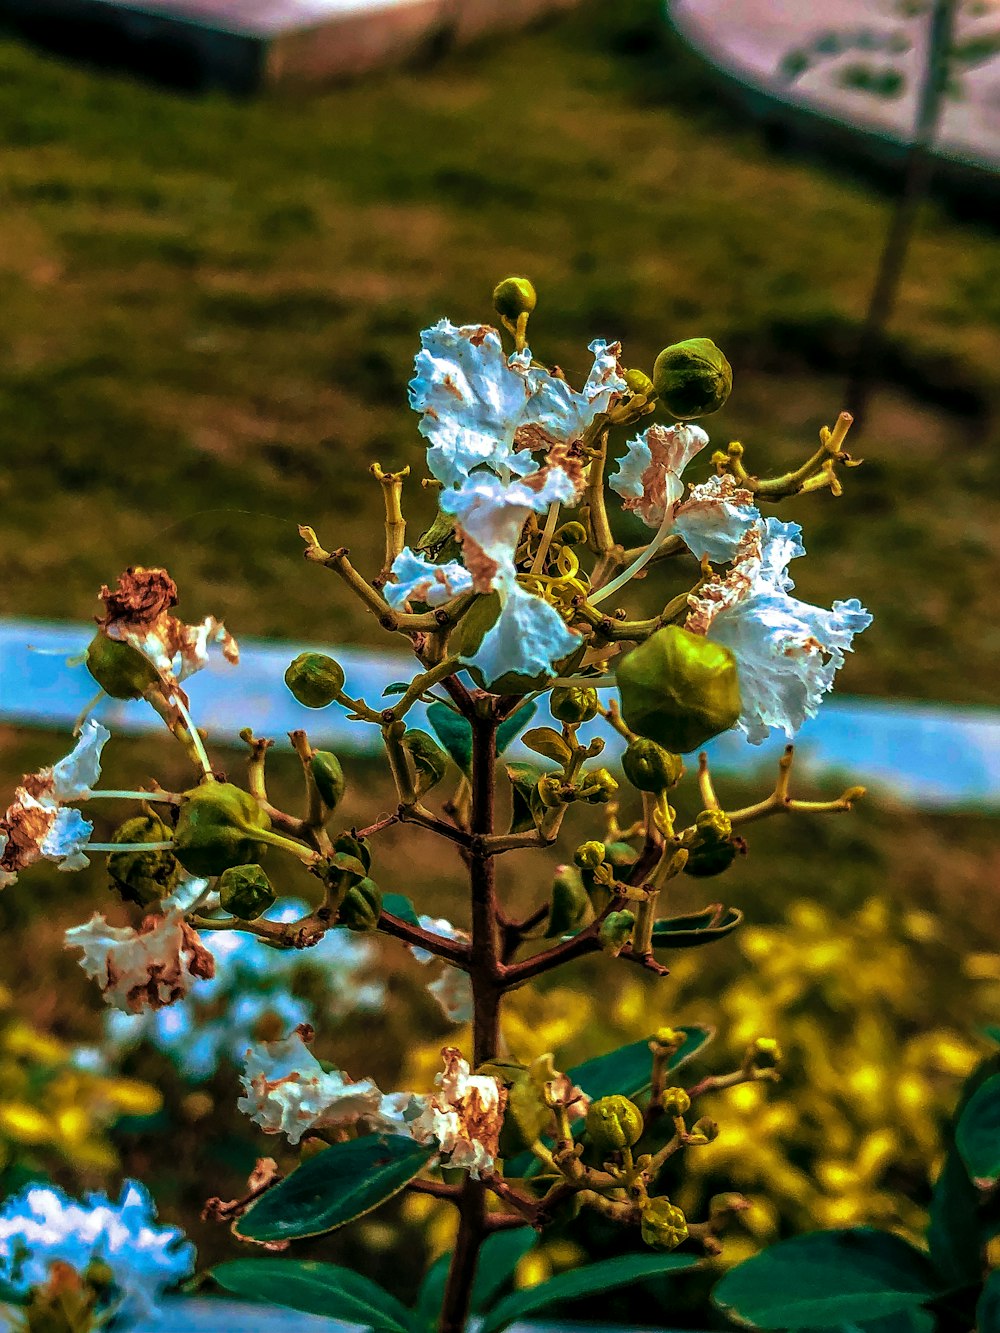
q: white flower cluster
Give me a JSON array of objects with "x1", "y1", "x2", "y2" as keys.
[
  {"x1": 239, "y1": 1031, "x2": 506, "y2": 1179},
  {"x1": 387, "y1": 321, "x2": 627, "y2": 686},
  {"x1": 0, "y1": 1181, "x2": 193, "y2": 1325},
  {"x1": 102, "y1": 900, "x2": 384, "y2": 1080}
]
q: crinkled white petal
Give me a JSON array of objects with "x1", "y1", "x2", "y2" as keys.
[
  {"x1": 409, "y1": 320, "x2": 537, "y2": 487},
  {"x1": 0, "y1": 1180, "x2": 193, "y2": 1323},
  {"x1": 672, "y1": 474, "x2": 759, "y2": 564},
  {"x1": 48, "y1": 720, "x2": 111, "y2": 802},
  {"x1": 384, "y1": 549, "x2": 474, "y2": 610},
  {"x1": 237, "y1": 1031, "x2": 385, "y2": 1145},
  {"x1": 520, "y1": 338, "x2": 625, "y2": 447},
  {"x1": 407, "y1": 1048, "x2": 505, "y2": 1179},
  {"x1": 471, "y1": 579, "x2": 581, "y2": 688},
  {"x1": 427, "y1": 968, "x2": 474, "y2": 1025},
  {"x1": 609, "y1": 423, "x2": 710, "y2": 528},
  {"x1": 40, "y1": 807, "x2": 94, "y2": 871},
  {"x1": 441, "y1": 467, "x2": 577, "y2": 585},
  {"x1": 66, "y1": 908, "x2": 214, "y2": 1013}
]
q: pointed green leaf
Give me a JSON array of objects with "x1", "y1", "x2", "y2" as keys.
[
  {"x1": 480, "y1": 1251, "x2": 699, "y2": 1333},
  {"x1": 470, "y1": 1228, "x2": 537, "y2": 1313},
  {"x1": 414, "y1": 1252, "x2": 451, "y2": 1331},
  {"x1": 712, "y1": 1230, "x2": 940, "y2": 1328},
  {"x1": 651, "y1": 905, "x2": 743, "y2": 949},
  {"x1": 236, "y1": 1135, "x2": 434, "y2": 1242},
  {"x1": 927, "y1": 1148, "x2": 982, "y2": 1288},
  {"x1": 506, "y1": 762, "x2": 545, "y2": 834},
  {"x1": 957, "y1": 1073, "x2": 1000, "y2": 1187},
  {"x1": 382, "y1": 892, "x2": 421, "y2": 928},
  {"x1": 212, "y1": 1259, "x2": 414, "y2": 1333},
  {"x1": 497, "y1": 703, "x2": 537, "y2": 755},
  {"x1": 521, "y1": 726, "x2": 572, "y2": 766},
  {"x1": 426, "y1": 702, "x2": 473, "y2": 775}
]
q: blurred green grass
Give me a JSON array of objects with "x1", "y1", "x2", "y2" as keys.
[{"x1": 0, "y1": 0, "x2": 997, "y2": 701}]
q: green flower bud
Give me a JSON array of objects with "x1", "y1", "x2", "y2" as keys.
[
  {"x1": 623, "y1": 368, "x2": 655, "y2": 398},
  {"x1": 284, "y1": 652, "x2": 346, "y2": 709},
  {"x1": 586, "y1": 1094, "x2": 644, "y2": 1151},
  {"x1": 549, "y1": 686, "x2": 599, "y2": 726},
  {"x1": 492, "y1": 276, "x2": 537, "y2": 321},
  {"x1": 333, "y1": 832, "x2": 372, "y2": 873},
  {"x1": 536, "y1": 774, "x2": 566, "y2": 809},
  {"x1": 218, "y1": 864, "x2": 276, "y2": 920},
  {"x1": 573, "y1": 841, "x2": 606, "y2": 870},
  {"x1": 545, "y1": 865, "x2": 592, "y2": 938},
  {"x1": 640, "y1": 1196, "x2": 688, "y2": 1251},
  {"x1": 621, "y1": 738, "x2": 684, "y2": 793},
  {"x1": 338, "y1": 877, "x2": 382, "y2": 932},
  {"x1": 599, "y1": 909, "x2": 634, "y2": 957},
  {"x1": 651, "y1": 1027, "x2": 686, "y2": 1055},
  {"x1": 616, "y1": 625, "x2": 740, "y2": 755},
  {"x1": 310, "y1": 751, "x2": 345, "y2": 810},
  {"x1": 660, "y1": 1086, "x2": 691, "y2": 1118},
  {"x1": 748, "y1": 1037, "x2": 782, "y2": 1070},
  {"x1": 108, "y1": 814, "x2": 180, "y2": 906},
  {"x1": 86, "y1": 632, "x2": 159, "y2": 700},
  {"x1": 689, "y1": 1116, "x2": 719, "y2": 1144},
  {"x1": 652, "y1": 338, "x2": 732, "y2": 420},
  {"x1": 684, "y1": 808, "x2": 737, "y2": 878},
  {"x1": 580, "y1": 767, "x2": 619, "y2": 803},
  {"x1": 173, "y1": 782, "x2": 272, "y2": 878}
]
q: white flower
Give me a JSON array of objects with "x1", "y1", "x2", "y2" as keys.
[
  {"x1": 384, "y1": 549, "x2": 474, "y2": 610},
  {"x1": 0, "y1": 1180, "x2": 194, "y2": 1325},
  {"x1": 0, "y1": 723, "x2": 111, "y2": 884},
  {"x1": 237, "y1": 1029, "x2": 391, "y2": 1145},
  {"x1": 409, "y1": 322, "x2": 624, "y2": 488},
  {"x1": 687, "y1": 518, "x2": 873, "y2": 742},
  {"x1": 427, "y1": 969, "x2": 474, "y2": 1025},
  {"x1": 609, "y1": 423, "x2": 709, "y2": 528},
  {"x1": 671, "y1": 473, "x2": 758, "y2": 564},
  {"x1": 408, "y1": 1047, "x2": 507, "y2": 1179},
  {"x1": 66, "y1": 908, "x2": 215, "y2": 1013},
  {"x1": 441, "y1": 467, "x2": 582, "y2": 685}
]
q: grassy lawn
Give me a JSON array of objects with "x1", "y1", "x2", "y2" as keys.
[{"x1": 0, "y1": 0, "x2": 997, "y2": 704}]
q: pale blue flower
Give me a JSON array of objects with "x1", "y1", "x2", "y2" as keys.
[
  {"x1": 0, "y1": 1180, "x2": 193, "y2": 1325},
  {"x1": 609, "y1": 423, "x2": 709, "y2": 527},
  {"x1": 48, "y1": 720, "x2": 111, "y2": 801},
  {"x1": 671, "y1": 473, "x2": 759, "y2": 564},
  {"x1": 384, "y1": 549, "x2": 473, "y2": 610},
  {"x1": 39, "y1": 806, "x2": 95, "y2": 872}
]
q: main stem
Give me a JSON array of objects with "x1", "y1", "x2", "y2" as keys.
[{"x1": 439, "y1": 707, "x2": 501, "y2": 1333}]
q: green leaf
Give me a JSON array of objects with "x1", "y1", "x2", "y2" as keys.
[
  {"x1": 957, "y1": 1073, "x2": 1000, "y2": 1187},
  {"x1": 426, "y1": 702, "x2": 473, "y2": 775},
  {"x1": 651, "y1": 904, "x2": 743, "y2": 949},
  {"x1": 236, "y1": 1135, "x2": 434, "y2": 1242},
  {"x1": 497, "y1": 702, "x2": 537, "y2": 755},
  {"x1": 382, "y1": 682, "x2": 410, "y2": 697},
  {"x1": 979, "y1": 1269, "x2": 1000, "y2": 1333},
  {"x1": 480, "y1": 1251, "x2": 699, "y2": 1333},
  {"x1": 568, "y1": 1024, "x2": 713, "y2": 1101},
  {"x1": 413, "y1": 1252, "x2": 451, "y2": 1331},
  {"x1": 212, "y1": 1259, "x2": 415, "y2": 1333},
  {"x1": 471, "y1": 1229, "x2": 537, "y2": 1312},
  {"x1": 983, "y1": 1025, "x2": 1000, "y2": 1045},
  {"x1": 712, "y1": 1229, "x2": 941, "y2": 1328},
  {"x1": 506, "y1": 761, "x2": 544, "y2": 834},
  {"x1": 927, "y1": 1147, "x2": 982, "y2": 1288},
  {"x1": 403, "y1": 729, "x2": 449, "y2": 795},
  {"x1": 521, "y1": 726, "x2": 572, "y2": 766},
  {"x1": 382, "y1": 892, "x2": 421, "y2": 927}
]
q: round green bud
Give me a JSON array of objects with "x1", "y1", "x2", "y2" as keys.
[
  {"x1": 652, "y1": 338, "x2": 732, "y2": 420},
  {"x1": 536, "y1": 775, "x2": 566, "y2": 809},
  {"x1": 573, "y1": 841, "x2": 606, "y2": 870},
  {"x1": 640, "y1": 1196, "x2": 688, "y2": 1251},
  {"x1": 586, "y1": 1094, "x2": 644, "y2": 1151},
  {"x1": 549, "y1": 686, "x2": 599, "y2": 726},
  {"x1": 86, "y1": 632, "x2": 159, "y2": 700},
  {"x1": 581, "y1": 767, "x2": 619, "y2": 804},
  {"x1": 338, "y1": 877, "x2": 382, "y2": 932},
  {"x1": 621, "y1": 738, "x2": 684, "y2": 793},
  {"x1": 660, "y1": 1086, "x2": 691, "y2": 1118},
  {"x1": 748, "y1": 1037, "x2": 782, "y2": 1070},
  {"x1": 545, "y1": 865, "x2": 592, "y2": 938},
  {"x1": 218, "y1": 864, "x2": 276, "y2": 920},
  {"x1": 599, "y1": 909, "x2": 635, "y2": 957},
  {"x1": 651, "y1": 1026, "x2": 685, "y2": 1054},
  {"x1": 684, "y1": 807, "x2": 737, "y2": 878},
  {"x1": 333, "y1": 831, "x2": 372, "y2": 872},
  {"x1": 173, "y1": 782, "x2": 272, "y2": 878},
  {"x1": 623, "y1": 367, "x2": 655, "y2": 398},
  {"x1": 616, "y1": 625, "x2": 741, "y2": 755},
  {"x1": 690, "y1": 1116, "x2": 720, "y2": 1144},
  {"x1": 284, "y1": 653, "x2": 346, "y2": 709},
  {"x1": 492, "y1": 276, "x2": 537, "y2": 321},
  {"x1": 311, "y1": 751, "x2": 345, "y2": 810},
  {"x1": 108, "y1": 814, "x2": 180, "y2": 905}
]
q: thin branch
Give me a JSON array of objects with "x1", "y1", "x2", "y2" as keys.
[{"x1": 377, "y1": 911, "x2": 471, "y2": 967}]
